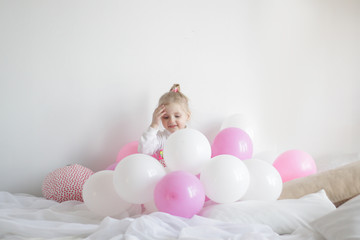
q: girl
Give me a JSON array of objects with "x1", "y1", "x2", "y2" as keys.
[{"x1": 138, "y1": 84, "x2": 191, "y2": 167}]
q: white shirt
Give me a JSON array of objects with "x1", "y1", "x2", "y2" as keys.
[{"x1": 138, "y1": 127, "x2": 172, "y2": 156}]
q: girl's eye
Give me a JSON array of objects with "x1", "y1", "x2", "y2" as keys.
[
  {"x1": 175, "y1": 115, "x2": 181, "y2": 118},
  {"x1": 163, "y1": 116, "x2": 169, "y2": 119}
]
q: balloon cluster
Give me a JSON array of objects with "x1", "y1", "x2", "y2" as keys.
[{"x1": 82, "y1": 114, "x2": 317, "y2": 218}]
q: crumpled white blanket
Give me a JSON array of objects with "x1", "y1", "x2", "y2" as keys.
[{"x1": 0, "y1": 191, "x2": 293, "y2": 240}]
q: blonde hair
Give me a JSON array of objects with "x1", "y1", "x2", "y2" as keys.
[{"x1": 158, "y1": 84, "x2": 190, "y2": 115}]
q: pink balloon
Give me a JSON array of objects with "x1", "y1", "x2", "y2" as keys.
[
  {"x1": 154, "y1": 171, "x2": 205, "y2": 218},
  {"x1": 212, "y1": 127, "x2": 253, "y2": 160},
  {"x1": 273, "y1": 150, "x2": 317, "y2": 182},
  {"x1": 116, "y1": 141, "x2": 139, "y2": 163}
]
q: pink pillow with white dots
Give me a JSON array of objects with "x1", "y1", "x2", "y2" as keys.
[{"x1": 42, "y1": 164, "x2": 94, "y2": 202}]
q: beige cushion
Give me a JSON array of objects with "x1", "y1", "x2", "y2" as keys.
[{"x1": 279, "y1": 160, "x2": 360, "y2": 207}]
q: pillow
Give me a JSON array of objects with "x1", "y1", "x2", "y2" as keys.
[
  {"x1": 311, "y1": 193, "x2": 360, "y2": 240},
  {"x1": 199, "y1": 190, "x2": 335, "y2": 235},
  {"x1": 279, "y1": 160, "x2": 360, "y2": 207},
  {"x1": 42, "y1": 164, "x2": 94, "y2": 202}
]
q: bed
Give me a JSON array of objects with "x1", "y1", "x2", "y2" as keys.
[{"x1": 1, "y1": 160, "x2": 360, "y2": 240}]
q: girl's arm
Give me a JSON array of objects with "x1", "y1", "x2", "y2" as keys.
[
  {"x1": 138, "y1": 105, "x2": 167, "y2": 155},
  {"x1": 138, "y1": 127, "x2": 162, "y2": 155}
]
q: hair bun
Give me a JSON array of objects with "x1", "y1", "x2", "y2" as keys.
[{"x1": 170, "y1": 84, "x2": 180, "y2": 92}]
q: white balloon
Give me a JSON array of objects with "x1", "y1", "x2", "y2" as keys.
[
  {"x1": 241, "y1": 159, "x2": 283, "y2": 201},
  {"x1": 82, "y1": 170, "x2": 131, "y2": 217},
  {"x1": 113, "y1": 154, "x2": 166, "y2": 204},
  {"x1": 200, "y1": 155, "x2": 250, "y2": 203},
  {"x1": 220, "y1": 114, "x2": 254, "y2": 140},
  {"x1": 163, "y1": 129, "x2": 212, "y2": 175}
]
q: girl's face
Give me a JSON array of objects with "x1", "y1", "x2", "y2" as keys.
[{"x1": 161, "y1": 102, "x2": 190, "y2": 133}]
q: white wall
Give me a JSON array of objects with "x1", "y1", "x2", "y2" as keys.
[{"x1": 1, "y1": 0, "x2": 359, "y2": 196}]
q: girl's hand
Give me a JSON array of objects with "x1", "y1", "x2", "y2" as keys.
[{"x1": 150, "y1": 105, "x2": 166, "y2": 129}]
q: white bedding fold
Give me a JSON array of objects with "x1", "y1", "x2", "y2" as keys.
[{"x1": 0, "y1": 191, "x2": 301, "y2": 240}]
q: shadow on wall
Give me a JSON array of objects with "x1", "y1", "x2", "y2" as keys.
[{"x1": 315, "y1": 153, "x2": 360, "y2": 173}]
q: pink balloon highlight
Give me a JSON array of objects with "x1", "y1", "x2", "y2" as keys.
[
  {"x1": 273, "y1": 149, "x2": 317, "y2": 182},
  {"x1": 196, "y1": 173, "x2": 210, "y2": 202},
  {"x1": 154, "y1": 171, "x2": 205, "y2": 218},
  {"x1": 211, "y1": 127, "x2": 253, "y2": 160}
]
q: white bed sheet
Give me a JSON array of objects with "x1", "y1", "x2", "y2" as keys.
[{"x1": 0, "y1": 192, "x2": 322, "y2": 240}]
